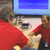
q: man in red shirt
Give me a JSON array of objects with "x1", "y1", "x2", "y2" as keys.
[
  {"x1": 0, "y1": 6, "x2": 33, "y2": 50},
  {"x1": 28, "y1": 15, "x2": 50, "y2": 50}
]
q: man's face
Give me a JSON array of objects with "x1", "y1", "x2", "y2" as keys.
[{"x1": 41, "y1": 16, "x2": 49, "y2": 28}]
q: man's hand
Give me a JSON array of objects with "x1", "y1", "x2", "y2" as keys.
[
  {"x1": 28, "y1": 36, "x2": 33, "y2": 39},
  {"x1": 28, "y1": 32, "x2": 35, "y2": 36},
  {"x1": 25, "y1": 36, "x2": 33, "y2": 48}
]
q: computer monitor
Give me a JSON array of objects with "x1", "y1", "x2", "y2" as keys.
[{"x1": 13, "y1": 0, "x2": 50, "y2": 15}]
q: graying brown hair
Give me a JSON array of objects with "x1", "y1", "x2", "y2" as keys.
[{"x1": 0, "y1": 6, "x2": 15, "y2": 22}]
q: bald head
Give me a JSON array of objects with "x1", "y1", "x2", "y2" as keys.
[
  {"x1": 41, "y1": 15, "x2": 49, "y2": 21},
  {"x1": 41, "y1": 15, "x2": 49, "y2": 29}
]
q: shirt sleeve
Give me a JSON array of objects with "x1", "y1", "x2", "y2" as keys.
[
  {"x1": 16, "y1": 29, "x2": 28, "y2": 49},
  {"x1": 32, "y1": 25, "x2": 41, "y2": 35}
]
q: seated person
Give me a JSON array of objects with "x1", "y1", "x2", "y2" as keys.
[
  {"x1": 28, "y1": 15, "x2": 50, "y2": 50},
  {"x1": 0, "y1": 6, "x2": 33, "y2": 50}
]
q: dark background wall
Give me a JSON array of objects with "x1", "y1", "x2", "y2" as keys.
[{"x1": 0, "y1": 0, "x2": 12, "y2": 9}]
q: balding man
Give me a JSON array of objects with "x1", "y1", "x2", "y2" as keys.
[{"x1": 28, "y1": 15, "x2": 50, "y2": 50}]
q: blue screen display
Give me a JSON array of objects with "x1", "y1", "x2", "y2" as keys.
[
  {"x1": 13, "y1": 0, "x2": 50, "y2": 15},
  {"x1": 19, "y1": 0, "x2": 48, "y2": 9}
]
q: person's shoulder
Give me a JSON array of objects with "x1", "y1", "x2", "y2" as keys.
[
  {"x1": 7, "y1": 23, "x2": 21, "y2": 33},
  {"x1": 37, "y1": 24, "x2": 42, "y2": 27},
  {"x1": 9, "y1": 24, "x2": 23, "y2": 37},
  {"x1": 11, "y1": 24, "x2": 20, "y2": 32},
  {"x1": 36, "y1": 24, "x2": 43, "y2": 29}
]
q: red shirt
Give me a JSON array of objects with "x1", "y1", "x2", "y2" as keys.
[
  {"x1": 0, "y1": 19, "x2": 28, "y2": 50},
  {"x1": 33, "y1": 24, "x2": 50, "y2": 46}
]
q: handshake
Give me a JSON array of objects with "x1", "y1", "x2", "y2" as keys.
[
  {"x1": 25, "y1": 36, "x2": 34, "y2": 48},
  {"x1": 21, "y1": 36, "x2": 37, "y2": 50}
]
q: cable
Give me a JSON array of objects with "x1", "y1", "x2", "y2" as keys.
[{"x1": 20, "y1": 24, "x2": 32, "y2": 31}]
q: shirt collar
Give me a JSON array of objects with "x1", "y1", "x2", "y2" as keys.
[
  {"x1": 0, "y1": 19, "x2": 13, "y2": 26},
  {"x1": 0, "y1": 19, "x2": 8, "y2": 24}
]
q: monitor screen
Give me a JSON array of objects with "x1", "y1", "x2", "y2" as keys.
[{"x1": 13, "y1": 0, "x2": 50, "y2": 15}]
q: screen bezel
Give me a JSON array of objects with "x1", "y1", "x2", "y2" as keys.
[{"x1": 12, "y1": 0, "x2": 42, "y2": 17}]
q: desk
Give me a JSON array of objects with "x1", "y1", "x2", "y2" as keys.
[{"x1": 13, "y1": 20, "x2": 41, "y2": 50}]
